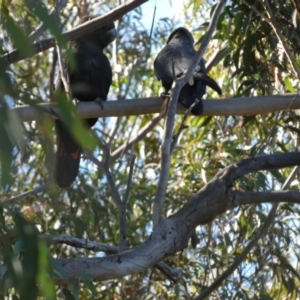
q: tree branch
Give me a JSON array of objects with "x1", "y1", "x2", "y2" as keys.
[
  {"x1": 42, "y1": 234, "x2": 182, "y2": 282},
  {"x1": 194, "y1": 164, "x2": 299, "y2": 299},
  {"x1": 42, "y1": 234, "x2": 119, "y2": 254},
  {"x1": 50, "y1": 151, "x2": 300, "y2": 284},
  {"x1": 111, "y1": 115, "x2": 161, "y2": 159},
  {"x1": 124, "y1": 154, "x2": 136, "y2": 207},
  {"x1": 262, "y1": 0, "x2": 300, "y2": 79},
  {"x1": 1, "y1": 184, "x2": 49, "y2": 205},
  {"x1": 193, "y1": 203, "x2": 279, "y2": 300},
  {"x1": 234, "y1": 190, "x2": 300, "y2": 206},
  {"x1": 2, "y1": 0, "x2": 148, "y2": 64},
  {"x1": 84, "y1": 150, "x2": 127, "y2": 252},
  {"x1": 13, "y1": 94, "x2": 300, "y2": 124},
  {"x1": 100, "y1": 146, "x2": 127, "y2": 252},
  {"x1": 205, "y1": 46, "x2": 228, "y2": 73},
  {"x1": 291, "y1": 0, "x2": 300, "y2": 15},
  {"x1": 173, "y1": 152, "x2": 300, "y2": 226},
  {"x1": 28, "y1": 0, "x2": 67, "y2": 42}
]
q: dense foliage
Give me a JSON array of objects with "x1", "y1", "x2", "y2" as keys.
[{"x1": 0, "y1": 0, "x2": 300, "y2": 299}]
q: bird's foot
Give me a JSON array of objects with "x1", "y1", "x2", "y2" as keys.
[
  {"x1": 159, "y1": 92, "x2": 170, "y2": 99},
  {"x1": 95, "y1": 97, "x2": 104, "y2": 110}
]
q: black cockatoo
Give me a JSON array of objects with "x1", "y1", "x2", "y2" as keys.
[
  {"x1": 154, "y1": 27, "x2": 222, "y2": 115},
  {"x1": 54, "y1": 19, "x2": 117, "y2": 188}
]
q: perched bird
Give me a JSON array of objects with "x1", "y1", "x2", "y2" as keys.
[
  {"x1": 54, "y1": 18, "x2": 117, "y2": 188},
  {"x1": 154, "y1": 27, "x2": 222, "y2": 115}
]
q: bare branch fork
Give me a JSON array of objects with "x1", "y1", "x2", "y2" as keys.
[
  {"x1": 41, "y1": 234, "x2": 181, "y2": 282},
  {"x1": 51, "y1": 152, "x2": 300, "y2": 284},
  {"x1": 82, "y1": 152, "x2": 177, "y2": 281}
]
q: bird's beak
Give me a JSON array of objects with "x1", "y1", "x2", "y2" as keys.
[
  {"x1": 188, "y1": 77, "x2": 194, "y2": 86},
  {"x1": 188, "y1": 65, "x2": 200, "y2": 86},
  {"x1": 107, "y1": 27, "x2": 117, "y2": 43}
]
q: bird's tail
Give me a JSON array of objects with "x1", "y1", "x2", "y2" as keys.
[
  {"x1": 55, "y1": 120, "x2": 81, "y2": 188},
  {"x1": 194, "y1": 73, "x2": 222, "y2": 95}
]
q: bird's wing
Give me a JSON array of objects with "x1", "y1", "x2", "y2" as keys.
[{"x1": 154, "y1": 45, "x2": 195, "y2": 83}]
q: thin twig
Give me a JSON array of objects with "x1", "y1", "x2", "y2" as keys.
[
  {"x1": 28, "y1": 0, "x2": 67, "y2": 42},
  {"x1": 251, "y1": 111, "x2": 283, "y2": 158},
  {"x1": 205, "y1": 45, "x2": 228, "y2": 73},
  {"x1": 122, "y1": 6, "x2": 155, "y2": 99},
  {"x1": 101, "y1": 145, "x2": 127, "y2": 252},
  {"x1": 170, "y1": 98, "x2": 200, "y2": 152},
  {"x1": 111, "y1": 114, "x2": 161, "y2": 159},
  {"x1": 252, "y1": 84, "x2": 299, "y2": 158},
  {"x1": 49, "y1": 48, "x2": 58, "y2": 99},
  {"x1": 85, "y1": 151, "x2": 104, "y2": 170},
  {"x1": 291, "y1": 0, "x2": 300, "y2": 15},
  {"x1": 276, "y1": 252, "x2": 300, "y2": 282},
  {"x1": 193, "y1": 205, "x2": 278, "y2": 300},
  {"x1": 106, "y1": 117, "x2": 121, "y2": 147},
  {"x1": 241, "y1": 0, "x2": 271, "y2": 22},
  {"x1": 42, "y1": 234, "x2": 119, "y2": 254},
  {"x1": 56, "y1": 44, "x2": 71, "y2": 98},
  {"x1": 1, "y1": 184, "x2": 49, "y2": 205},
  {"x1": 124, "y1": 154, "x2": 136, "y2": 206},
  {"x1": 155, "y1": 262, "x2": 182, "y2": 283},
  {"x1": 253, "y1": 0, "x2": 300, "y2": 80},
  {"x1": 107, "y1": 11, "x2": 156, "y2": 148},
  {"x1": 152, "y1": 0, "x2": 226, "y2": 228}
]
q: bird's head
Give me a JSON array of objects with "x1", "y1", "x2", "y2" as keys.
[
  {"x1": 75, "y1": 16, "x2": 117, "y2": 48},
  {"x1": 167, "y1": 27, "x2": 194, "y2": 45}
]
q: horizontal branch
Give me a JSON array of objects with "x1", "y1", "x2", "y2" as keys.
[
  {"x1": 43, "y1": 234, "x2": 182, "y2": 282},
  {"x1": 53, "y1": 151, "x2": 300, "y2": 283},
  {"x1": 232, "y1": 152, "x2": 300, "y2": 180},
  {"x1": 56, "y1": 218, "x2": 189, "y2": 284},
  {"x1": 12, "y1": 93, "x2": 300, "y2": 123},
  {"x1": 1, "y1": 184, "x2": 49, "y2": 205},
  {"x1": 2, "y1": 0, "x2": 147, "y2": 64},
  {"x1": 234, "y1": 190, "x2": 300, "y2": 205},
  {"x1": 173, "y1": 152, "x2": 300, "y2": 225},
  {"x1": 41, "y1": 234, "x2": 119, "y2": 254}
]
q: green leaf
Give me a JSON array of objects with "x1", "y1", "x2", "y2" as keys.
[
  {"x1": 84, "y1": 280, "x2": 96, "y2": 298},
  {"x1": 37, "y1": 241, "x2": 56, "y2": 300},
  {"x1": 284, "y1": 76, "x2": 296, "y2": 93},
  {"x1": 2, "y1": 10, "x2": 33, "y2": 57},
  {"x1": 25, "y1": 0, "x2": 67, "y2": 46}
]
